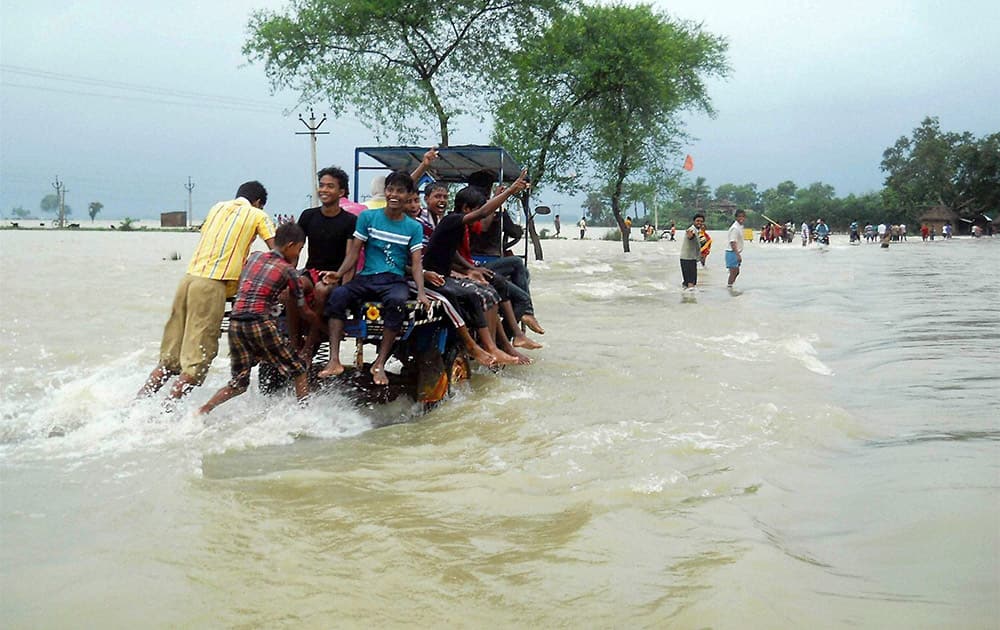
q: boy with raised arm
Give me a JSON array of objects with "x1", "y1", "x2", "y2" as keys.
[{"x1": 422, "y1": 172, "x2": 533, "y2": 366}]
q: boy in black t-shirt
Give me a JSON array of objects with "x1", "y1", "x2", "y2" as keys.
[
  {"x1": 295, "y1": 167, "x2": 358, "y2": 358},
  {"x1": 424, "y1": 171, "x2": 535, "y2": 365}
]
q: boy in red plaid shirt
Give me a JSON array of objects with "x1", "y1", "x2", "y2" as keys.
[{"x1": 198, "y1": 223, "x2": 319, "y2": 415}]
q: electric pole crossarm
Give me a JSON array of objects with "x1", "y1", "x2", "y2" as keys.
[{"x1": 296, "y1": 108, "x2": 329, "y2": 207}]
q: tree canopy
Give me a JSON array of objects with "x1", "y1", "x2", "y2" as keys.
[
  {"x1": 244, "y1": 0, "x2": 565, "y2": 145},
  {"x1": 88, "y1": 201, "x2": 104, "y2": 222},
  {"x1": 881, "y1": 116, "x2": 999, "y2": 218},
  {"x1": 40, "y1": 193, "x2": 70, "y2": 217},
  {"x1": 494, "y1": 3, "x2": 727, "y2": 252}
]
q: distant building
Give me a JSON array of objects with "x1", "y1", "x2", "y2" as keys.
[
  {"x1": 160, "y1": 211, "x2": 186, "y2": 228},
  {"x1": 918, "y1": 205, "x2": 958, "y2": 235},
  {"x1": 711, "y1": 199, "x2": 739, "y2": 215}
]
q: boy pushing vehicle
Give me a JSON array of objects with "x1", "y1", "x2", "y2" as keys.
[{"x1": 198, "y1": 223, "x2": 319, "y2": 415}]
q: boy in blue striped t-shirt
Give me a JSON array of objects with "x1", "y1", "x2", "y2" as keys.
[{"x1": 318, "y1": 171, "x2": 430, "y2": 385}]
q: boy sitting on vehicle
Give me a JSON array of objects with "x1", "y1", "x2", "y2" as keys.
[
  {"x1": 198, "y1": 223, "x2": 318, "y2": 415},
  {"x1": 318, "y1": 171, "x2": 430, "y2": 384},
  {"x1": 420, "y1": 173, "x2": 534, "y2": 366}
]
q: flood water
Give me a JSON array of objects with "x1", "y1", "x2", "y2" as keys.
[{"x1": 1, "y1": 229, "x2": 997, "y2": 628}]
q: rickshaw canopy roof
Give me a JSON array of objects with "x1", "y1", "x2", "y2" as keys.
[{"x1": 355, "y1": 145, "x2": 523, "y2": 184}]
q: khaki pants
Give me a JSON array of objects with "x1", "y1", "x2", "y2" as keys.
[{"x1": 158, "y1": 274, "x2": 227, "y2": 384}]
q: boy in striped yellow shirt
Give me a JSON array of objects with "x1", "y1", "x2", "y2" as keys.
[{"x1": 138, "y1": 181, "x2": 275, "y2": 403}]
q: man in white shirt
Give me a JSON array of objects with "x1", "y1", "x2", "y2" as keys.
[{"x1": 726, "y1": 210, "x2": 747, "y2": 288}]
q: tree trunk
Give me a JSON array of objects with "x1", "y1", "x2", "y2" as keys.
[
  {"x1": 611, "y1": 195, "x2": 630, "y2": 253},
  {"x1": 520, "y1": 195, "x2": 544, "y2": 261}
]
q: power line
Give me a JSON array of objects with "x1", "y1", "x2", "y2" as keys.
[
  {"x1": 1, "y1": 64, "x2": 287, "y2": 110},
  {"x1": 1, "y1": 82, "x2": 285, "y2": 115},
  {"x1": 0, "y1": 64, "x2": 375, "y2": 128}
]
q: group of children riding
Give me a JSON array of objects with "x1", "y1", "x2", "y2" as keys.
[{"x1": 137, "y1": 149, "x2": 545, "y2": 415}]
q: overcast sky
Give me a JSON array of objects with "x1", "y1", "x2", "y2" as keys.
[{"x1": 2, "y1": 0, "x2": 998, "y2": 221}]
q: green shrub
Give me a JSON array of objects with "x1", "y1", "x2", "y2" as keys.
[{"x1": 602, "y1": 228, "x2": 622, "y2": 241}]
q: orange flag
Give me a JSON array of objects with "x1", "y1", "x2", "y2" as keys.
[{"x1": 683, "y1": 154, "x2": 694, "y2": 171}]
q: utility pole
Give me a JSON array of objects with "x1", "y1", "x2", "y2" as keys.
[
  {"x1": 52, "y1": 176, "x2": 65, "y2": 228},
  {"x1": 296, "y1": 108, "x2": 328, "y2": 207},
  {"x1": 184, "y1": 176, "x2": 195, "y2": 226}
]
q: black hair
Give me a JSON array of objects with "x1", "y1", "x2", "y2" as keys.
[
  {"x1": 274, "y1": 222, "x2": 305, "y2": 247},
  {"x1": 735, "y1": 209, "x2": 746, "y2": 217},
  {"x1": 236, "y1": 181, "x2": 268, "y2": 206},
  {"x1": 384, "y1": 170, "x2": 415, "y2": 193},
  {"x1": 317, "y1": 166, "x2": 349, "y2": 197},
  {"x1": 454, "y1": 186, "x2": 487, "y2": 212},
  {"x1": 693, "y1": 212, "x2": 705, "y2": 221},
  {"x1": 424, "y1": 182, "x2": 449, "y2": 198},
  {"x1": 467, "y1": 169, "x2": 497, "y2": 192}
]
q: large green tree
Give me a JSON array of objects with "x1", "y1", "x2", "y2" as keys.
[
  {"x1": 881, "y1": 116, "x2": 1000, "y2": 218},
  {"x1": 244, "y1": 0, "x2": 564, "y2": 145},
  {"x1": 678, "y1": 176, "x2": 712, "y2": 211},
  {"x1": 493, "y1": 4, "x2": 726, "y2": 254},
  {"x1": 581, "y1": 190, "x2": 607, "y2": 223},
  {"x1": 714, "y1": 182, "x2": 760, "y2": 210},
  {"x1": 793, "y1": 181, "x2": 836, "y2": 222},
  {"x1": 760, "y1": 180, "x2": 797, "y2": 219}
]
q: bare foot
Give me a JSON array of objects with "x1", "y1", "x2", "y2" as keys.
[
  {"x1": 370, "y1": 364, "x2": 389, "y2": 386},
  {"x1": 510, "y1": 349, "x2": 533, "y2": 365},
  {"x1": 317, "y1": 362, "x2": 345, "y2": 379},
  {"x1": 513, "y1": 335, "x2": 543, "y2": 350},
  {"x1": 196, "y1": 405, "x2": 212, "y2": 416},
  {"x1": 521, "y1": 314, "x2": 545, "y2": 334},
  {"x1": 491, "y1": 350, "x2": 521, "y2": 365},
  {"x1": 471, "y1": 346, "x2": 498, "y2": 368}
]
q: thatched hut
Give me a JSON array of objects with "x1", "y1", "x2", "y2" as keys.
[{"x1": 918, "y1": 205, "x2": 958, "y2": 235}]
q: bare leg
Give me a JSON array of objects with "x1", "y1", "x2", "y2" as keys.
[
  {"x1": 497, "y1": 329, "x2": 532, "y2": 365},
  {"x1": 727, "y1": 267, "x2": 740, "y2": 287},
  {"x1": 457, "y1": 326, "x2": 497, "y2": 368},
  {"x1": 477, "y1": 326, "x2": 519, "y2": 365},
  {"x1": 521, "y1": 313, "x2": 545, "y2": 335},
  {"x1": 317, "y1": 318, "x2": 346, "y2": 378},
  {"x1": 197, "y1": 383, "x2": 247, "y2": 415},
  {"x1": 167, "y1": 373, "x2": 199, "y2": 400},
  {"x1": 501, "y1": 300, "x2": 542, "y2": 350},
  {"x1": 302, "y1": 283, "x2": 332, "y2": 358},
  {"x1": 370, "y1": 329, "x2": 398, "y2": 385},
  {"x1": 482, "y1": 307, "x2": 520, "y2": 364},
  {"x1": 292, "y1": 373, "x2": 310, "y2": 401},
  {"x1": 137, "y1": 365, "x2": 175, "y2": 398}
]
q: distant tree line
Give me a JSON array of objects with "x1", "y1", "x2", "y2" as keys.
[{"x1": 581, "y1": 116, "x2": 998, "y2": 231}]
